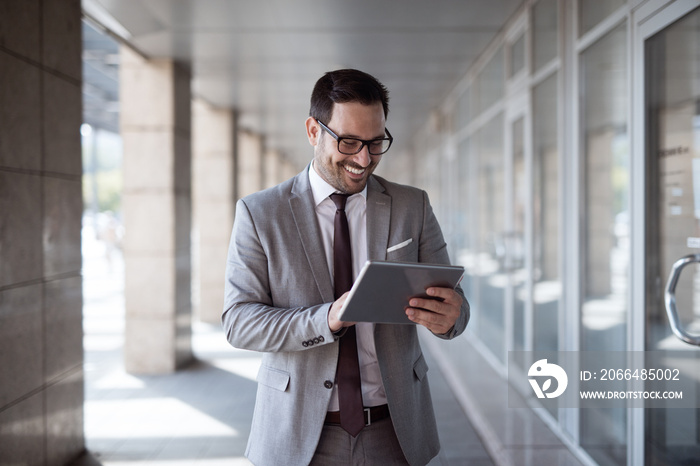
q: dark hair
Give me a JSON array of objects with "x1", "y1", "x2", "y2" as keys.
[{"x1": 309, "y1": 69, "x2": 390, "y2": 123}]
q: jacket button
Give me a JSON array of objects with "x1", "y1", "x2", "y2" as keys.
[
  {"x1": 302, "y1": 341, "x2": 309, "y2": 347},
  {"x1": 319, "y1": 336, "x2": 325, "y2": 343},
  {"x1": 313, "y1": 337, "x2": 320, "y2": 344},
  {"x1": 324, "y1": 380, "x2": 333, "y2": 389}
]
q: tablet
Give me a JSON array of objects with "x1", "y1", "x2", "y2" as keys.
[{"x1": 337, "y1": 260, "x2": 465, "y2": 324}]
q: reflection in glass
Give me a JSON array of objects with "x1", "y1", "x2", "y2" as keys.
[
  {"x1": 511, "y1": 117, "x2": 526, "y2": 354},
  {"x1": 510, "y1": 34, "x2": 525, "y2": 78},
  {"x1": 533, "y1": 0, "x2": 558, "y2": 71},
  {"x1": 477, "y1": 113, "x2": 505, "y2": 363},
  {"x1": 579, "y1": 0, "x2": 626, "y2": 37},
  {"x1": 580, "y1": 24, "x2": 629, "y2": 466},
  {"x1": 478, "y1": 47, "x2": 504, "y2": 113},
  {"x1": 457, "y1": 137, "x2": 475, "y2": 330},
  {"x1": 533, "y1": 73, "x2": 559, "y2": 354},
  {"x1": 533, "y1": 72, "x2": 559, "y2": 420},
  {"x1": 458, "y1": 87, "x2": 471, "y2": 129},
  {"x1": 645, "y1": 7, "x2": 700, "y2": 464}
]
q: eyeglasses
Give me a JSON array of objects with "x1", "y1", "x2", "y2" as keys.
[{"x1": 316, "y1": 119, "x2": 393, "y2": 156}]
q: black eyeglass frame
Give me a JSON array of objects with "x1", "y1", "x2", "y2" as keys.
[{"x1": 315, "y1": 119, "x2": 393, "y2": 156}]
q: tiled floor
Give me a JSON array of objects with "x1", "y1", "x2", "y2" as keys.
[
  {"x1": 72, "y1": 238, "x2": 494, "y2": 465},
  {"x1": 421, "y1": 336, "x2": 588, "y2": 466},
  {"x1": 74, "y1": 320, "x2": 493, "y2": 466},
  {"x1": 424, "y1": 347, "x2": 495, "y2": 466}
]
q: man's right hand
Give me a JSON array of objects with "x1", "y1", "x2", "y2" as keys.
[{"x1": 327, "y1": 292, "x2": 356, "y2": 333}]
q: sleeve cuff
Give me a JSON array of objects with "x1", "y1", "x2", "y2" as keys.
[{"x1": 332, "y1": 327, "x2": 348, "y2": 339}]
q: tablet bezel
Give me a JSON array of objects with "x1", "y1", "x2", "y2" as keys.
[{"x1": 337, "y1": 260, "x2": 465, "y2": 324}]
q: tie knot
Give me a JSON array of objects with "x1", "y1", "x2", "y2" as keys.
[{"x1": 330, "y1": 193, "x2": 349, "y2": 211}]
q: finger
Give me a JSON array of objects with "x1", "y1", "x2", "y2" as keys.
[
  {"x1": 337, "y1": 292, "x2": 357, "y2": 325},
  {"x1": 329, "y1": 293, "x2": 356, "y2": 330},
  {"x1": 406, "y1": 309, "x2": 427, "y2": 330},
  {"x1": 408, "y1": 296, "x2": 448, "y2": 315},
  {"x1": 405, "y1": 307, "x2": 449, "y2": 333},
  {"x1": 426, "y1": 287, "x2": 462, "y2": 306},
  {"x1": 405, "y1": 307, "x2": 440, "y2": 326}
]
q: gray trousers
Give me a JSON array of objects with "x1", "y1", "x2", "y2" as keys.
[{"x1": 309, "y1": 417, "x2": 411, "y2": 465}]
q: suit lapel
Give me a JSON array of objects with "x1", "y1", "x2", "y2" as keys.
[
  {"x1": 289, "y1": 167, "x2": 335, "y2": 304},
  {"x1": 287, "y1": 171, "x2": 391, "y2": 303},
  {"x1": 366, "y1": 176, "x2": 391, "y2": 261},
  {"x1": 367, "y1": 177, "x2": 395, "y2": 360}
]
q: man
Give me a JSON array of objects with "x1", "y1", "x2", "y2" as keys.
[{"x1": 223, "y1": 69, "x2": 469, "y2": 465}]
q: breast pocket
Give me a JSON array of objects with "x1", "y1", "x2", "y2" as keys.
[
  {"x1": 257, "y1": 365, "x2": 290, "y2": 392},
  {"x1": 412, "y1": 353, "x2": 429, "y2": 381},
  {"x1": 386, "y1": 238, "x2": 418, "y2": 262}
]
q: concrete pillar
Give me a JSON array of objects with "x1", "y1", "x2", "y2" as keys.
[
  {"x1": 120, "y1": 45, "x2": 193, "y2": 374},
  {"x1": 192, "y1": 99, "x2": 236, "y2": 324},
  {"x1": 237, "y1": 130, "x2": 264, "y2": 198},
  {"x1": 263, "y1": 148, "x2": 281, "y2": 189},
  {"x1": 0, "y1": 0, "x2": 84, "y2": 464},
  {"x1": 281, "y1": 156, "x2": 300, "y2": 181}
]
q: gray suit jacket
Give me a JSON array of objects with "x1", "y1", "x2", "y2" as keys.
[{"x1": 222, "y1": 166, "x2": 469, "y2": 466}]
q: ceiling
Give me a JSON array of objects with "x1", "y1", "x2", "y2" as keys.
[
  {"x1": 82, "y1": 0, "x2": 523, "y2": 168},
  {"x1": 83, "y1": 21, "x2": 120, "y2": 134}
]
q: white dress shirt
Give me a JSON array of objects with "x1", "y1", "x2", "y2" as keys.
[{"x1": 308, "y1": 162, "x2": 388, "y2": 410}]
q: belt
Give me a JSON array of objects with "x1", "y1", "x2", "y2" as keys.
[{"x1": 325, "y1": 404, "x2": 390, "y2": 427}]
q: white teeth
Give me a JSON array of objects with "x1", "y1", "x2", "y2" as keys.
[{"x1": 344, "y1": 165, "x2": 365, "y2": 175}]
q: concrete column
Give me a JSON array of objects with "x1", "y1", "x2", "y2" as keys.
[
  {"x1": 263, "y1": 148, "x2": 281, "y2": 189},
  {"x1": 120, "y1": 45, "x2": 193, "y2": 374},
  {"x1": 281, "y1": 156, "x2": 300, "y2": 181},
  {"x1": 237, "y1": 130, "x2": 264, "y2": 198},
  {"x1": 192, "y1": 99, "x2": 236, "y2": 324},
  {"x1": 0, "y1": 0, "x2": 84, "y2": 464}
]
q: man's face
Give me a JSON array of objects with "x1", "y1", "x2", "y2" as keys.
[{"x1": 306, "y1": 101, "x2": 386, "y2": 194}]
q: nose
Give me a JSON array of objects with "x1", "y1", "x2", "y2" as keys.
[{"x1": 353, "y1": 145, "x2": 372, "y2": 167}]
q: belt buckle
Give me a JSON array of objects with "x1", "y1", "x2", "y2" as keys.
[{"x1": 364, "y1": 407, "x2": 371, "y2": 426}]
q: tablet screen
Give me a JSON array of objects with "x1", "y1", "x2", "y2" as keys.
[{"x1": 337, "y1": 260, "x2": 465, "y2": 324}]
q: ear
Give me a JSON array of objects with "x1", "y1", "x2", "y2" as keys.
[{"x1": 305, "y1": 117, "x2": 320, "y2": 147}]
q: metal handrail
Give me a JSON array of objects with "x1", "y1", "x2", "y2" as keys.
[{"x1": 664, "y1": 254, "x2": 700, "y2": 346}]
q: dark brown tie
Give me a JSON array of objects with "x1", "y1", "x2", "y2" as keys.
[{"x1": 330, "y1": 193, "x2": 364, "y2": 437}]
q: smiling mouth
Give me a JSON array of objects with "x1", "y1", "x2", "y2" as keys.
[{"x1": 344, "y1": 165, "x2": 366, "y2": 176}]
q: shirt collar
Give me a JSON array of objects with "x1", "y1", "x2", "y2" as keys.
[{"x1": 308, "y1": 161, "x2": 367, "y2": 207}]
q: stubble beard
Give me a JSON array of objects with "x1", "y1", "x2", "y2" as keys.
[{"x1": 314, "y1": 146, "x2": 377, "y2": 195}]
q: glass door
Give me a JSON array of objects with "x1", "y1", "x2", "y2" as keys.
[
  {"x1": 644, "y1": 5, "x2": 700, "y2": 464},
  {"x1": 579, "y1": 22, "x2": 630, "y2": 466},
  {"x1": 477, "y1": 113, "x2": 506, "y2": 363},
  {"x1": 509, "y1": 115, "x2": 528, "y2": 354}
]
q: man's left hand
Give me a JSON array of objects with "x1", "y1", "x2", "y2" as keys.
[{"x1": 405, "y1": 287, "x2": 462, "y2": 335}]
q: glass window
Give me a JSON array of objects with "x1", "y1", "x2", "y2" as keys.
[
  {"x1": 644, "y1": 7, "x2": 700, "y2": 464},
  {"x1": 579, "y1": 0, "x2": 626, "y2": 37},
  {"x1": 580, "y1": 23, "x2": 629, "y2": 466},
  {"x1": 509, "y1": 33, "x2": 525, "y2": 77},
  {"x1": 457, "y1": 87, "x2": 471, "y2": 130},
  {"x1": 477, "y1": 113, "x2": 505, "y2": 363},
  {"x1": 478, "y1": 47, "x2": 504, "y2": 113},
  {"x1": 419, "y1": 142, "x2": 441, "y2": 207},
  {"x1": 456, "y1": 137, "x2": 474, "y2": 316},
  {"x1": 470, "y1": 82, "x2": 480, "y2": 122},
  {"x1": 532, "y1": 72, "x2": 559, "y2": 355},
  {"x1": 533, "y1": 0, "x2": 558, "y2": 71},
  {"x1": 511, "y1": 117, "x2": 526, "y2": 355}
]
